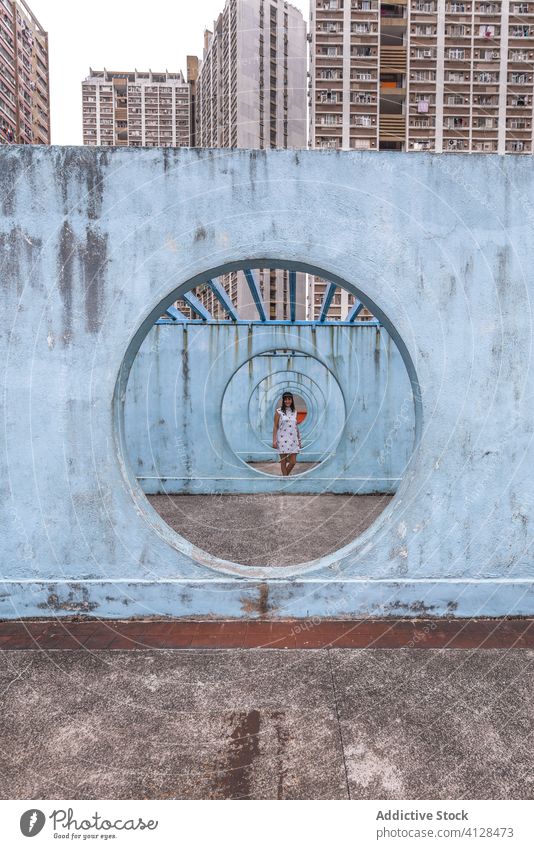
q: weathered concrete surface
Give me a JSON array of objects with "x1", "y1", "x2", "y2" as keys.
[
  {"x1": 3, "y1": 145, "x2": 534, "y2": 615},
  {"x1": 148, "y1": 494, "x2": 392, "y2": 566},
  {"x1": 125, "y1": 324, "x2": 413, "y2": 494},
  {"x1": 0, "y1": 648, "x2": 533, "y2": 800}
]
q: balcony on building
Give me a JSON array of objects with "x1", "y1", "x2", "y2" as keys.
[{"x1": 380, "y1": 1, "x2": 407, "y2": 27}]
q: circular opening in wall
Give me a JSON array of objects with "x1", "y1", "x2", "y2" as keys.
[{"x1": 117, "y1": 260, "x2": 421, "y2": 573}]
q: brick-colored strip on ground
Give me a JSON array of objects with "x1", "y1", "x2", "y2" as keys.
[{"x1": 0, "y1": 618, "x2": 533, "y2": 650}]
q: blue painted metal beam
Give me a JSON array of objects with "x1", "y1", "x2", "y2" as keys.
[
  {"x1": 346, "y1": 300, "x2": 365, "y2": 322},
  {"x1": 165, "y1": 305, "x2": 188, "y2": 322},
  {"x1": 207, "y1": 278, "x2": 239, "y2": 321},
  {"x1": 289, "y1": 270, "x2": 297, "y2": 323},
  {"x1": 155, "y1": 318, "x2": 380, "y2": 327},
  {"x1": 318, "y1": 282, "x2": 337, "y2": 323},
  {"x1": 244, "y1": 269, "x2": 267, "y2": 322},
  {"x1": 182, "y1": 291, "x2": 212, "y2": 321}
]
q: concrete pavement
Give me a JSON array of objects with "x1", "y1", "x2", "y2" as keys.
[{"x1": 1, "y1": 647, "x2": 533, "y2": 800}]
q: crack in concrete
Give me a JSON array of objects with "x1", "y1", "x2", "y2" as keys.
[{"x1": 327, "y1": 649, "x2": 351, "y2": 800}]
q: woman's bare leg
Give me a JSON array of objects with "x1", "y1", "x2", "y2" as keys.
[
  {"x1": 280, "y1": 454, "x2": 289, "y2": 476},
  {"x1": 285, "y1": 453, "x2": 297, "y2": 475}
]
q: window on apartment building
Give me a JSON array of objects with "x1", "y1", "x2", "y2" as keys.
[
  {"x1": 352, "y1": 92, "x2": 374, "y2": 103},
  {"x1": 318, "y1": 137, "x2": 341, "y2": 148},
  {"x1": 513, "y1": 3, "x2": 530, "y2": 12},
  {"x1": 473, "y1": 141, "x2": 496, "y2": 151},
  {"x1": 511, "y1": 26, "x2": 531, "y2": 38},
  {"x1": 352, "y1": 138, "x2": 372, "y2": 148},
  {"x1": 448, "y1": 2, "x2": 467, "y2": 11},
  {"x1": 415, "y1": 1, "x2": 436, "y2": 11},
  {"x1": 478, "y1": 49, "x2": 499, "y2": 60},
  {"x1": 412, "y1": 70, "x2": 436, "y2": 81},
  {"x1": 354, "y1": 47, "x2": 373, "y2": 57},
  {"x1": 509, "y1": 51, "x2": 529, "y2": 61},
  {"x1": 414, "y1": 25, "x2": 434, "y2": 35},
  {"x1": 508, "y1": 140, "x2": 525, "y2": 151},
  {"x1": 447, "y1": 138, "x2": 466, "y2": 150},
  {"x1": 511, "y1": 72, "x2": 529, "y2": 83},
  {"x1": 447, "y1": 95, "x2": 465, "y2": 105},
  {"x1": 477, "y1": 71, "x2": 498, "y2": 82},
  {"x1": 353, "y1": 114, "x2": 373, "y2": 126},
  {"x1": 448, "y1": 48, "x2": 465, "y2": 59},
  {"x1": 322, "y1": 113, "x2": 342, "y2": 125},
  {"x1": 414, "y1": 93, "x2": 435, "y2": 105},
  {"x1": 326, "y1": 46, "x2": 339, "y2": 56},
  {"x1": 448, "y1": 71, "x2": 466, "y2": 81},
  {"x1": 446, "y1": 25, "x2": 468, "y2": 36},
  {"x1": 319, "y1": 90, "x2": 340, "y2": 103},
  {"x1": 415, "y1": 48, "x2": 435, "y2": 58},
  {"x1": 509, "y1": 95, "x2": 528, "y2": 106},
  {"x1": 355, "y1": 71, "x2": 373, "y2": 80},
  {"x1": 479, "y1": 25, "x2": 496, "y2": 38},
  {"x1": 352, "y1": 22, "x2": 372, "y2": 33},
  {"x1": 411, "y1": 139, "x2": 431, "y2": 150}
]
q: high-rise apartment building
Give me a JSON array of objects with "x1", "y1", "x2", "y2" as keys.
[
  {"x1": 195, "y1": 0, "x2": 309, "y2": 320},
  {"x1": 310, "y1": 0, "x2": 534, "y2": 155},
  {"x1": 82, "y1": 69, "x2": 191, "y2": 147},
  {"x1": 186, "y1": 55, "x2": 200, "y2": 147},
  {"x1": 0, "y1": 0, "x2": 50, "y2": 145},
  {"x1": 307, "y1": 0, "x2": 534, "y2": 318},
  {"x1": 197, "y1": 0, "x2": 307, "y2": 148}
]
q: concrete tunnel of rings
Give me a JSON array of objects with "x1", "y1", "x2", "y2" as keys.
[{"x1": 117, "y1": 259, "x2": 421, "y2": 571}]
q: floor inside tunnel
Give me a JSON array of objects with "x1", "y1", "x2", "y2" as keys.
[
  {"x1": 147, "y1": 493, "x2": 393, "y2": 566},
  {"x1": 246, "y1": 460, "x2": 320, "y2": 475}
]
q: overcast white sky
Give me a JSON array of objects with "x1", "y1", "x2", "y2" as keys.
[{"x1": 30, "y1": 0, "x2": 308, "y2": 145}]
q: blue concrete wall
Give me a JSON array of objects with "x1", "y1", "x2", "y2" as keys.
[
  {"x1": 124, "y1": 323, "x2": 414, "y2": 494},
  {"x1": 2, "y1": 145, "x2": 534, "y2": 618}
]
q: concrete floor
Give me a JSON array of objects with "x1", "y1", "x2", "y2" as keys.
[
  {"x1": 148, "y1": 493, "x2": 392, "y2": 566},
  {"x1": 1, "y1": 648, "x2": 533, "y2": 800},
  {"x1": 246, "y1": 460, "x2": 319, "y2": 475}
]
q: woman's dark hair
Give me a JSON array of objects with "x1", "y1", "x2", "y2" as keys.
[{"x1": 281, "y1": 392, "x2": 295, "y2": 413}]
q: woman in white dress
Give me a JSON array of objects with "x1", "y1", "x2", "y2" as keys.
[{"x1": 272, "y1": 391, "x2": 302, "y2": 476}]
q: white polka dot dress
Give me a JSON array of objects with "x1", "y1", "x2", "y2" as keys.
[{"x1": 276, "y1": 407, "x2": 301, "y2": 455}]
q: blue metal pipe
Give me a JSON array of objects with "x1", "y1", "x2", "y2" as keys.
[
  {"x1": 318, "y1": 282, "x2": 337, "y2": 323},
  {"x1": 182, "y1": 291, "x2": 212, "y2": 321},
  {"x1": 346, "y1": 300, "x2": 365, "y2": 322},
  {"x1": 165, "y1": 305, "x2": 188, "y2": 322},
  {"x1": 244, "y1": 269, "x2": 267, "y2": 321},
  {"x1": 207, "y1": 278, "x2": 239, "y2": 321},
  {"x1": 289, "y1": 270, "x2": 297, "y2": 323},
  {"x1": 155, "y1": 318, "x2": 380, "y2": 327}
]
